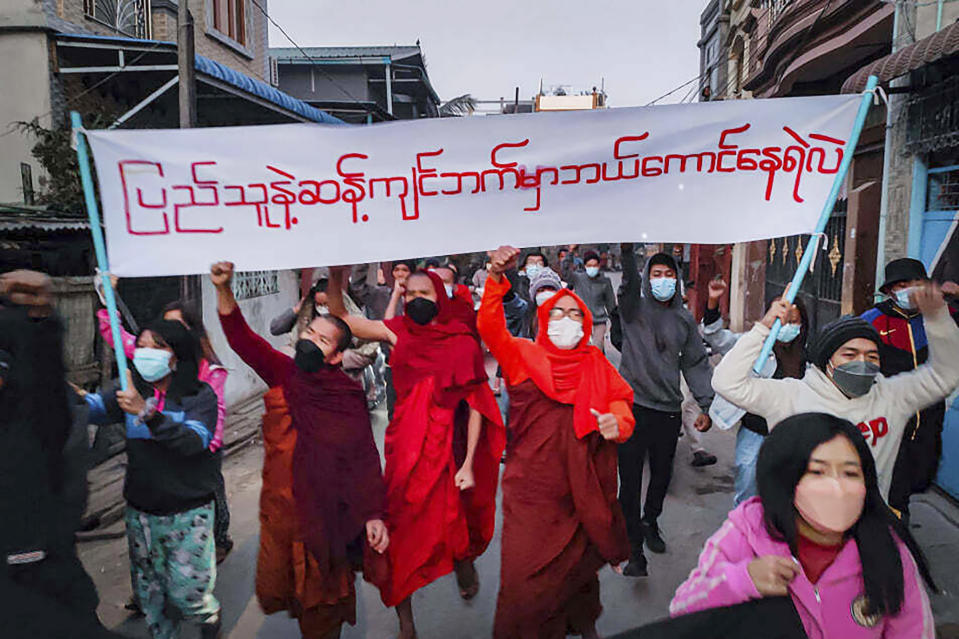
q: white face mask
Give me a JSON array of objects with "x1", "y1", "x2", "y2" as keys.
[
  {"x1": 444, "y1": 284, "x2": 454, "y2": 298},
  {"x1": 547, "y1": 316, "x2": 584, "y2": 350},
  {"x1": 315, "y1": 304, "x2": 328, "y2": 315},
  {"x1": 525, "y1": 264, "x2": 542, "y2": 280},
  {"x1": 535, "y1": 290, "x2": 557, "y2": 307}
]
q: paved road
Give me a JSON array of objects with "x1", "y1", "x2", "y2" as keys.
[
  {"x1": 80, "y1": 396, "x2": 741, "y2": 638},
  {"x1": 78, "y1": 270, "x2": 959, "y2": 637}
]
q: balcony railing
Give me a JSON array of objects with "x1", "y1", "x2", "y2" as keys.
[{"x1": 83, "y1": 0, "x2": 152, "y2": 39}]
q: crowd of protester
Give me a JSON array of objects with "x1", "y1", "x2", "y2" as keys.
[{"x1": 2, "y1": 243, "x2": 958, "y2": 639}]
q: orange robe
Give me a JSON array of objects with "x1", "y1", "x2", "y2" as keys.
[{"x1": 478, "y1": 276, "x2": 634, "y2": 638}]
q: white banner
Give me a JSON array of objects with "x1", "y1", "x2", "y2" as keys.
[{"x1": 85, "y1": 94, "x2": 861, "y2": 276}]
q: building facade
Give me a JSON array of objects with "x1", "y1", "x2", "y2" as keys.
[
  {"x1": 0, "y1": 0, "x2": 335, "y2": 425},
  {"x1": 698, "y1": 0, "x2": 729, "y2": 101},
  {"x1": 270, "y1": 45, "x2": 441, "y2": 123},
  {"x1": 843, "y1": 1, "x2": 959, "y2": 498},
  {"x1": 714, "y1": 0, "x2": 895, "y2": 335}
]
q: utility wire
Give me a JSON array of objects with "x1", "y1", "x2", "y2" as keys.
[{"x1": 248, "y1": 0, "x2": 372, "y2": 107}]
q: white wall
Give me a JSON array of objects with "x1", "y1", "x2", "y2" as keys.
[
  {"x1": 201, "y1": 269, "x2": 299, "y2": 409},
  {"x1": 0, "y1": 30, "x2": 51, "y2": 204},
  {"x1": 916, "y1": 1, "x2": 959, "y2": 40}
]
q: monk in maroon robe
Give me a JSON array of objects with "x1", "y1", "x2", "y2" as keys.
[
  {"x1": 478, "y1": 246, "x2": 635, "y2": 639},
  {"x1": 212, "y1": 262, "x2": 388, "y2": 639},
  {"x1": 327, "y1": 266, "x2": 505, "y2": 639}
]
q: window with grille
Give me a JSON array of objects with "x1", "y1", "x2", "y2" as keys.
[
  {"x1": 927, "y1": 166, "x2": 959, "y2": 212},
  {"x1": 232, "y1": 270, "x2": 279, "y2": 300},
  {"x1": 83, "y1": 0, "x2": 151, "y2": 39},
  {"x1": 211, "y1": 0, "x2": 247, "y2": 46},
  {"x1": 761, "y1": 0, "x2": 791, "y2": 22}
]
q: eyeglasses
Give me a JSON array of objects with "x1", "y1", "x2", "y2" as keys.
[{"x1": 547, "y1": 307, "x2": 584, "y2": 321}]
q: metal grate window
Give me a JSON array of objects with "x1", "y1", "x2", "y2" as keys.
[
  {"x1": 83, "y1": 0, "x2": 151, "y2": 39},
  {"x1": 906, "y1": 75, "x2": 959, "y2": 155},
  {"x1": 762, "y1": 0, "x2": 791, "y2": 22},
  {"x1": 232, "y1": 270, "x2": 279, "y2": 300},
  {"x1": 927, "y1": 166, "x2": 959, "y2": 212}
]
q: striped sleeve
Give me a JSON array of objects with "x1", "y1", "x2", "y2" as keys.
[{"x1": 670, "y1": 519, "x2": 762, "y2": 616}]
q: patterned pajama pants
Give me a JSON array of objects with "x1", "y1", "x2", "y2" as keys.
[{"x1": 125, "y1": 502, "x2": 220, "y2": 639}]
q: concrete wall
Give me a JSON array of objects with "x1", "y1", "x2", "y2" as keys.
[
  {"x1": 916, "y1": 1, "x2": 959, "y2": 40},
  {"x1": 201, "y1": 269, "x2": 298, "y2": 411},
  {"x1": 0, "y1": 29, "x2": 52, "y2": 204}
]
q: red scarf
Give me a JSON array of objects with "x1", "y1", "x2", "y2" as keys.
[{"x1": 514, "y1": 288, "x2": 633, "y2": 438}]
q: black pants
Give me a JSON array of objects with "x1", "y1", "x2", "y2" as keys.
[
  {"x1": 617, "y1": 405, "x2": 682, "y2": 547},
  {"x1": 213, "y1": 466, "x2": 231, "y2": 547}
]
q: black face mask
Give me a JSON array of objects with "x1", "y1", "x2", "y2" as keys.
[
  {"x1": 406, "y1": 297, "x2": 439, "y2": 325},
  {"x1": 294, "y1": 339, "x2": 328, "y2": 372}
]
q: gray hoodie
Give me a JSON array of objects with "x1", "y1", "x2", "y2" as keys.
[
  {"x1": 562, "y1": 255, "x2": 616, "y2": 322},
  {"x1": 618, "y1": 246, "x2": 714, "y2": 413}
]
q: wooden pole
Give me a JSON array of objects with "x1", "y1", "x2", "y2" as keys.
[{"x1": 178, "y1": 0, "x2": 196, "y2": 128}]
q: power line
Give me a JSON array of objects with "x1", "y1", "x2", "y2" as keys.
[
  {"x1": 645, "y1": 72, "x2": 707, "y2": 106},
  {"x1": 248, "y1": 0, "x2": 371, "y2": 107}
]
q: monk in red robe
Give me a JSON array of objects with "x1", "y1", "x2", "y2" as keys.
[
  {"x1": 212, "y1": 262, "x2": 388, "y2": 639},
  {"x1": 327, "y1": 266, "x2": 505, "y2": 639},
  {"x1": 478, "y1": 246, "x2": 635, "y2": 639}
]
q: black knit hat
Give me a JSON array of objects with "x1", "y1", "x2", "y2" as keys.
[
  {"x1": 880, "y1": 258, "x2": 928, "y2": 292},
  {"x1": 647, "y1": 252, "x2": 678, "y2": 272},
  {"x1": 810, "y1": 315, "x2": 882, "y2": 370}
]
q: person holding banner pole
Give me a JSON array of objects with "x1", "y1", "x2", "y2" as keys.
[
  {"x1": 327, "y1": 266, "x2": 505, "y2": 639},
  {"x1": 82, "y1": 319, "x2": 222, "y2": 639},
  {"x1": 701, "y1": 278, "x2": 810, "y2": 505},
  {"x1": 478, "y1": 245, "x2": 633, "y2": 639},
  {"x1": 93, "y1": 282, "x2": 234, "y2": 565},
  {"x1": 712, "y1": 283, "x2": 959, "y2": 505},
  {"x1": 211, "y1": 261, "x2": 389, "y2": 639}
]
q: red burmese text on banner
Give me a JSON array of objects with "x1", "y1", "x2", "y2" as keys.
[{"x1": 85, "y1": 94, "x2": 861, "y2": 277}]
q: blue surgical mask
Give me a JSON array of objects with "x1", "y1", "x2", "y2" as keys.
[
  {"x1": 776, "y1": 323, "x2": 802, "y2": 343},
  {"x1": 525, "y1": 264, "x2": 542, "y2": 280},
  {"x1": 133, "y1": 348, "x2": 173, "y2": 382},
  {"x1": 585, "y1": 266, "x2": 600, "y2": 278},
  {"x1": 650, "y1": 277, "x2": 677, "y2": 302},
  {"x1": 893, "y1": 287, "x2": 916, "y2": 311}
]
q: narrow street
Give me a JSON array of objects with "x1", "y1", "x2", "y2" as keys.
[
  {"x1": 77, "y1": 385, "x2": 959, "y2": 638},
  {"x1": 79, "y1": 401, "x2": 744, "y2": 639},
  {"x1": 75, "y1": 272, "x2": 959, "y2": 637}
]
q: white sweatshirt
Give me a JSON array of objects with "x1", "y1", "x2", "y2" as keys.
[{"x1": 712, "y1": 307, "x2": 959, "y2": 500}]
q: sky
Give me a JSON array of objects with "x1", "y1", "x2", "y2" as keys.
[{"x1": 265, "y1": 1, "x2": 707, "y2": 109}]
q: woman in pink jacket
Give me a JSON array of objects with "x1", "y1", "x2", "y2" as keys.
[{"x1": 671, "y1": 412, "x2": 936, "y2": 638}]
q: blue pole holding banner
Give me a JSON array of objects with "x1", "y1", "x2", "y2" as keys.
[
  {"x1": 71, "y1": 111, "x2": 130, "y2": 390},
  {"x1": 753, "y1": 75, "x2": 879, "y2": 374}
]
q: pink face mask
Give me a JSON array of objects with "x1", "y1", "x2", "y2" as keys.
[{"x1": 794, "y1": 475, "x2": 865, "y2": 534}]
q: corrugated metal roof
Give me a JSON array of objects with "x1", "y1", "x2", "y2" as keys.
[
  {"x1": 842, "y1": 20, "x2": 959, "y2": 93},
  {"x1": 56, "y1": 33, "x2": 342, "y2": 124},
  {"x1": 0, "y1": 213, "x2": 89, "y2": 232},
  {"x1": 194, "y1": 56, "x2": 341, "y2": 124},
  {"x1": 269, "y1": 45, "x2": 422, "y2": 62}
]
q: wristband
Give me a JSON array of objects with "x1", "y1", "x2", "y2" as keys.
[{"x1": 136, "y1": 397, "x2": 159, "y2": 425}]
